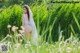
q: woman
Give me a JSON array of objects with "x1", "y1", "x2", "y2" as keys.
[{"x1": 22, "y1": 5, "x2": 38, "y2": 45}]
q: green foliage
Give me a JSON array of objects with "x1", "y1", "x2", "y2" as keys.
[
  {"x1": 0, "y1": 5, "x2": 22, "y2": 38},
  {"x1": 31, "y1": 3, "x2": 80, "y2": 41},
  {"x1": 0, "y1": 3, "x2": 80, "y2": 41}
]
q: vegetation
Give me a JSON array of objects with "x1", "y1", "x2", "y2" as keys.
[
  {"x1": 0, "y1": 3, "x2": 80, "y2": 41},
  {"x1": 0, "y1": 0, "x2": 80, "y2": 53}
]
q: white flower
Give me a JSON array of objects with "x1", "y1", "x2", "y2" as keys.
[
  {"x1": 58, "y1": 48, "x2": 62, "y2": 52},
  {"x1": 12, "y1": 26, "x2": 18, "y2": 32},
  {"x1": 7, "y1": 42, "x2": 11, "y2": 48},
  {"x1": 51, "y1": 45, "x2": 55, "y2": 47},
  {"x1": 19, "y1": 30, "x2": 24, "y2": 34},
  {"x1": 20, "y1": 26, "x2": 24, "y2": 30},
  {"x1": 8, "y1": 42, "x2": 11, "y2": 45},
  {"x1": 17, "y1": 34, "x2": 22, "y2": 37},
  {"x1": 25, "y1": 43, "x2": 31, "y2": 48},
  {"x1": 38, "y1": 46, "x2": 41, "y2": 48},
  {"x1": 9, "y1": 35, "x2": 12, "y2": 38},
  {"x1": 16, "y1": 27, "x2": 18, "y2": 30},
  {"x1": 78, "y1": 46, "x2": 80, "y2": 49},
  {"x1": 66, "y1": 47, "x2": 72, "y2": 53},
  {"x1": 7, "y1": 34, "x2": 12, "y2": 38},
  {"x1": 46, "y1": 42, "x2": 49, "y2": 45},
  {"x1": 14, "y1": 43, "x2": 21, "y2": 49},
  {"x1": 0, "y1": 46, "x2": 2, "y2": 51},
  {"x1": 7, "y1": 34, "x2": 10, "y2": 37},
  {"x1": 20, "y1": 39, "x2": 22, "y2": 42},
  {"x1": 0, "y1": 43, "x2": 3, "y2": 46},
  {"x1": 7, "y1": 25, "x2": 11, "y2": 28},
  {"x1": 72, "y1": 40, "x2": 76, "y2": 46}
]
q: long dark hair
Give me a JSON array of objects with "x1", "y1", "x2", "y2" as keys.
[{"x1": 23, "y1": 5, "x2": 30, "y2": 20}]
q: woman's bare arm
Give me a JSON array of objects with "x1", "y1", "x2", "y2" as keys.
[{"x1": 22, "y1": 15, "x2": 24, "y2": 26}]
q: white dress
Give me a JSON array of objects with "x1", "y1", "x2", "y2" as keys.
[{"x1": 22, "y1": 14, "x2": 32, "y2": 33}]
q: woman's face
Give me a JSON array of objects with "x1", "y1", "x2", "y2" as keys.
[{"x1": 23, "y1": 8, "x2": 27, "y2": 14}]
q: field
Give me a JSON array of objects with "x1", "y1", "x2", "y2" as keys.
[{"x1": 0, "y1": 0, "x2": 80, "y2": 53}]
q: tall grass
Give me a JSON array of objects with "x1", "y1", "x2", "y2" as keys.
[
  {"x1": 0, "y1": 3, "x2": 80, "y2": 41},
  {"x1": 0, "y1": 1, "x2": 80, "y2": 53}
]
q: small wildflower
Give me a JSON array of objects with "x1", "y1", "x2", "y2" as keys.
[
  {"x1": 12, "y1": 26, "x2": 17, "y2": 32},
  {"x1": 16, "y1": 27, "x2": 18, "y2": 29},
  {"x1": 20, "y1": 39, "x2": 22, "y2": 42},
  {"x1": 78, "y1": 46, "x2": 80, "y2": 49},
  {"x1": 7, "y1": 34, "x2": 10, "y2": 37},
  {"x1": 19, "y1": 30, "x2": 24, "y2": 34},
  {"x1": 25, "y1": 43, "x2": 31, "y2": 48},
  {"x1": 72, "y1": 40, "x2": 77, "y2": 46},
  {"x1": 7, "y1": 25, "x2": 11, "y2": 28},
  {"x1": 52, "y1": 45, "x2": 55, "y2": 47},
  {"x1": 0, "y1": 46, "x2": 2, "y2": 51},
  {"x1": 58, "y1": 48, "x2": 62, "y2": 52},
  {"x1": 14, "y1": 43, "x2": 21, "y2": 49},
  {"x1": 17, "y1": 34, "x2": 22, "y2": 37},
  {"x1": 46, "y1": 42, "x2": 49, "y2": 45},
  {"x1": 9, "y1": 36, "x2": 12, "y2": 38},
  {"x1": 7, "y1": 42, "x2": 11, "y2": 48},
  {"x1": 20, "y1": 26, "x2": 24, "y2": 30},
  {"x1": 8, "y1": 42, "x2": 11, "y2": 45},
  {"x1": 66, "y1": 47, "x2": 72, "y2": 53},
  {"x1": 38, "y1": 46, "x2": 41, "y2": 48}
]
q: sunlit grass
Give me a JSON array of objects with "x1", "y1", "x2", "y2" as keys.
[
  {"x1": 0, "y1": 1, "x2": 80, "y2": 53},
  {"x1": 0, "y1": 23, "x2": 80, "y2": 53}
]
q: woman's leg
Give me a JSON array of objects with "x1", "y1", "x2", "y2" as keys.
[
  {"x1": 26, "y1": 32, "x2": 32, "y2": 43},
  {"x1": 25, "y1": 25, "x2": 32, "y2": 43}
]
